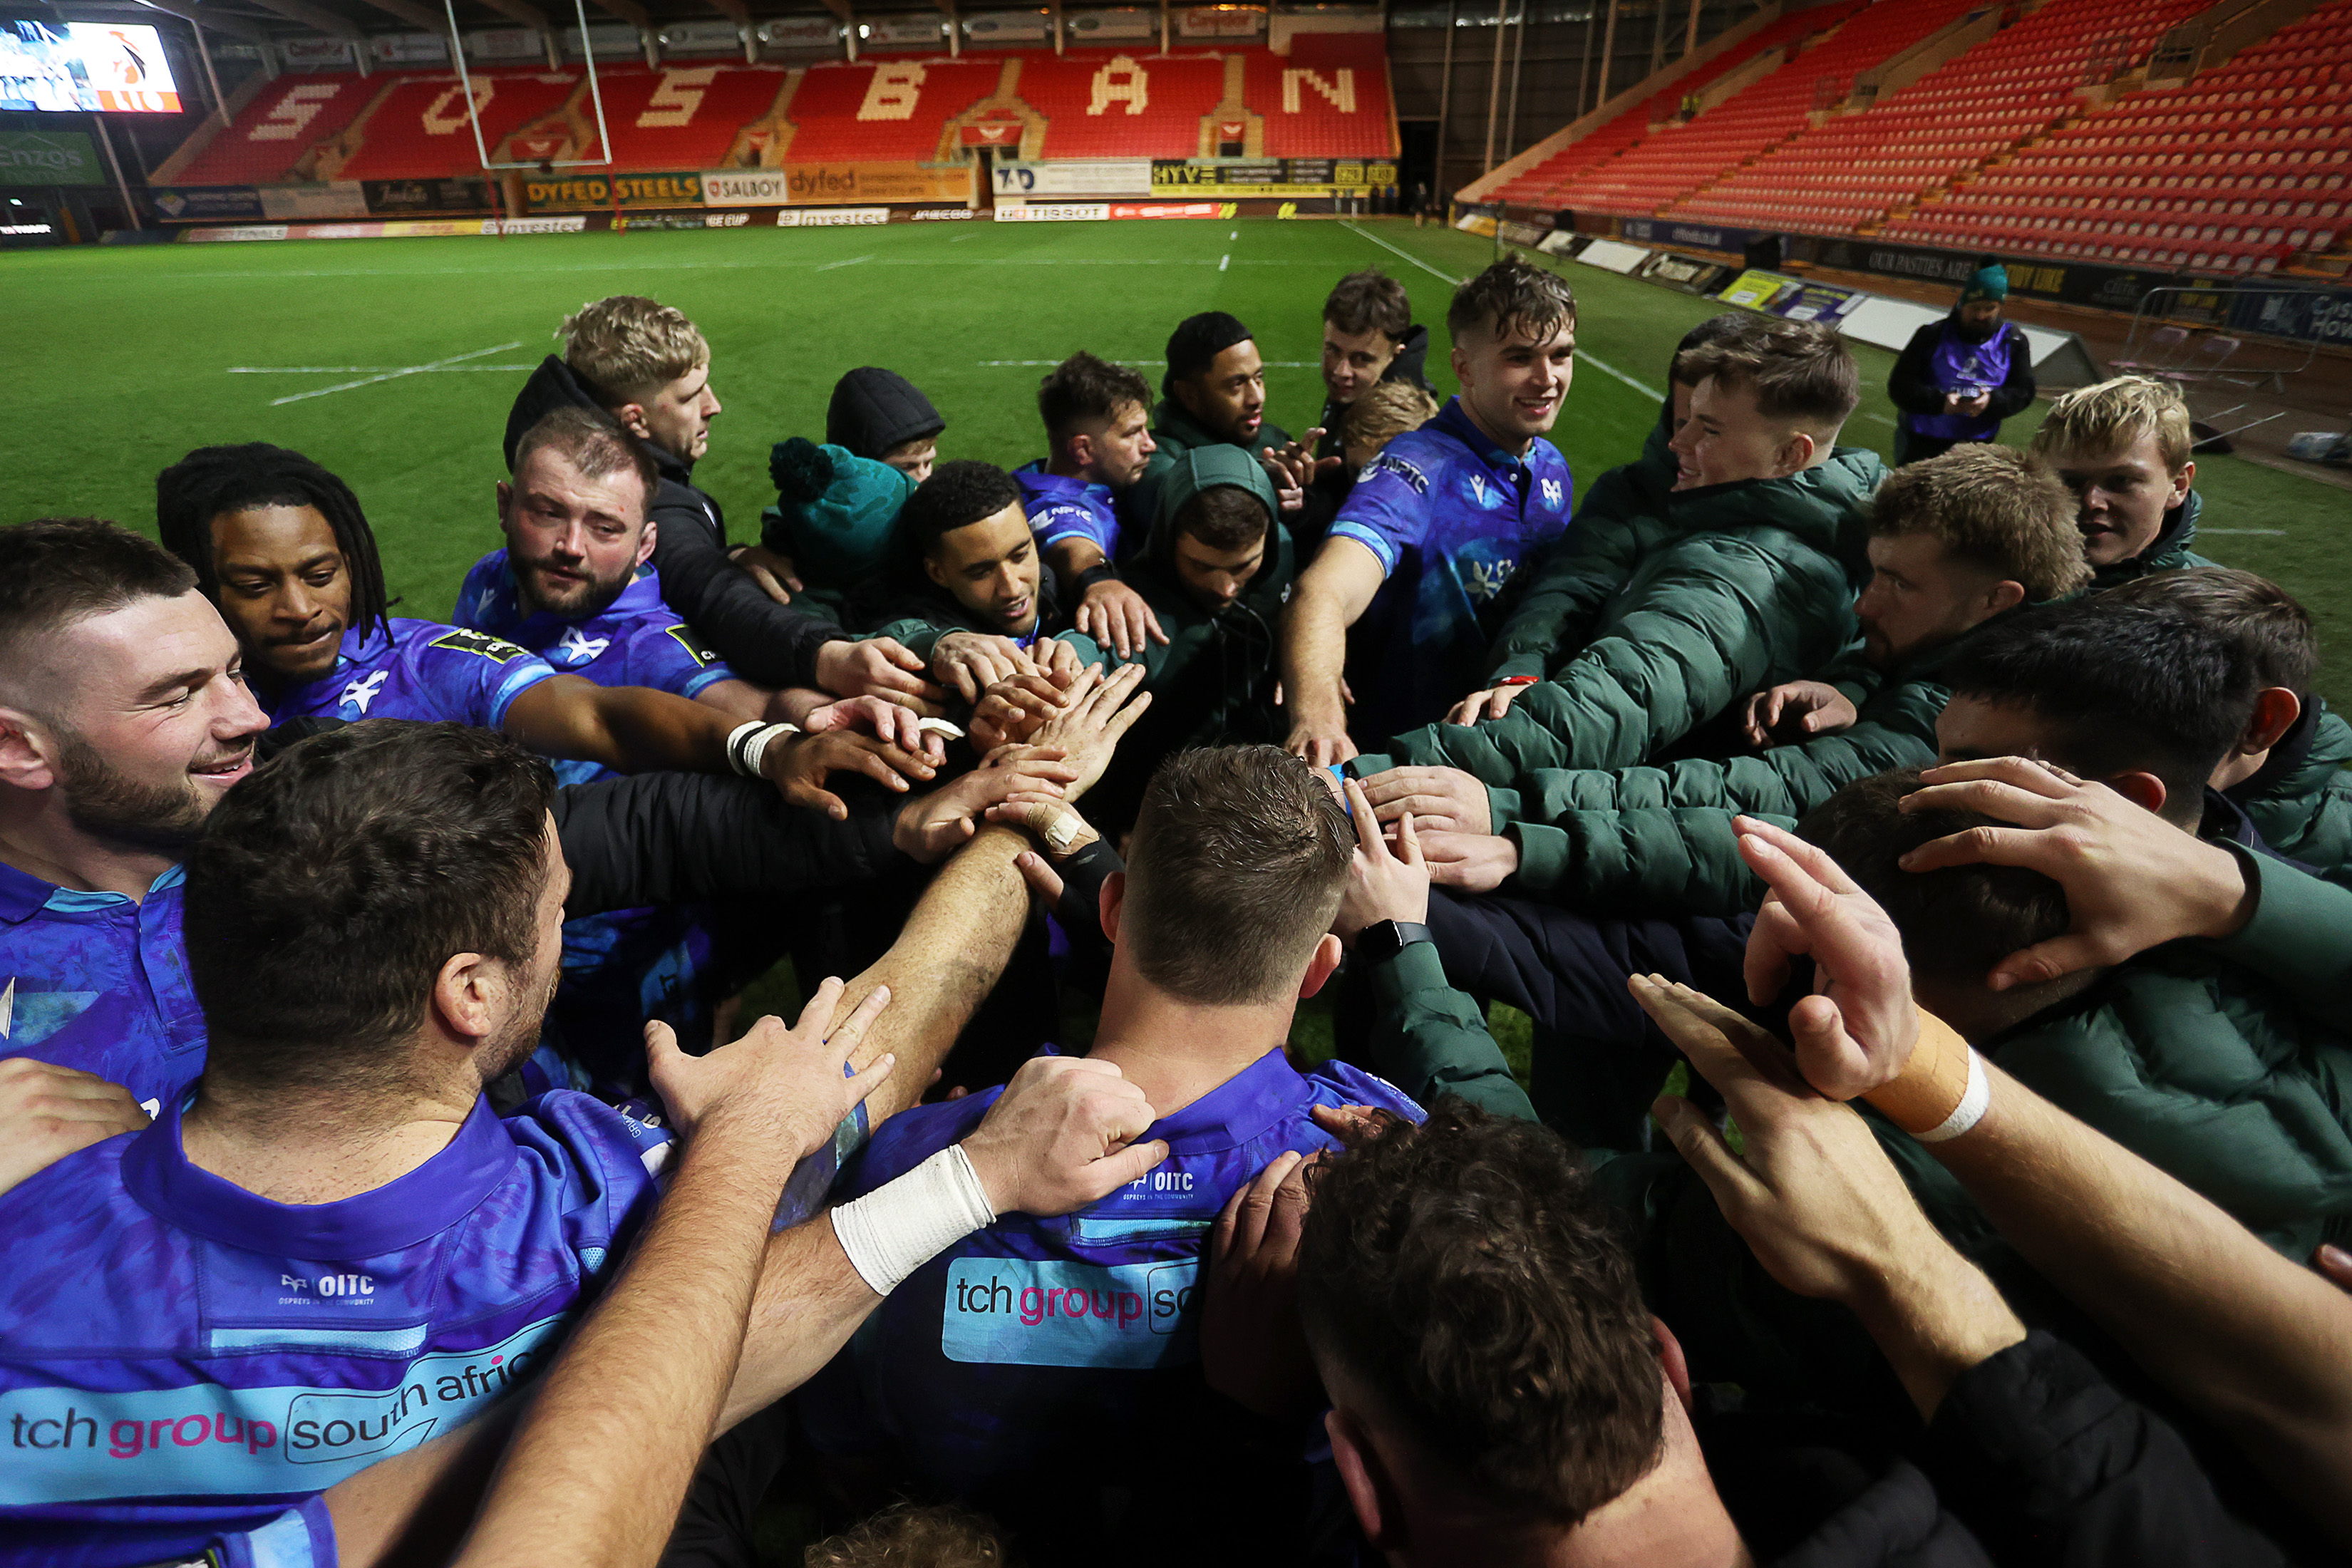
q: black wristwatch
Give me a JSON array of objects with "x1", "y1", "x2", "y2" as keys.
[
  {"x1": 1074, "y1": 562, "x2": 1120, "y2": 595},
  {"x1": 1356, "y1": 919, "x2": 1433, "y2": 965}
]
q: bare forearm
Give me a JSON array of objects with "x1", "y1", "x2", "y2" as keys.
[
  {"x1": 1934, "y1": 1063, "x2": 2352, "y2": 1529},
  {"x1": 454, "y1": 1125, "x2": 798, "y2": 1568},
  {"x1": 1280, "y1": 583, "x2": 1353, "y2": 723},
  {"x1": 583, "y1": 686, "x2": 733, "y2": 775},
  {"x1": 835, "y1": 825, "x2": 1032, "y2": 1121},
  {"x1": 320, "y1": 1403, "x2": 523, "y2": 1568},
  {"x1": 1850, "y1": 1247, "x2": 2026, "y2": 1424},
  {"x1": 719, "y1": 1215, "x2": 883, "y2": 1429}
]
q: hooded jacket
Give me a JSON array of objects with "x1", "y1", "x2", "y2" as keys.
[
  {"x1": 1363, "y1": 448, "x2": 1887, "y2": 781},
  {"x1": 1887, "y1": 316, "x2": 2037, "y2": 438},
  {"x1": 1138, "y1": 396, "x2": 1291, "y2": 523},
  {"x1": 1082, "y1": 449, "x2": 1297, "y2": 832},
  {"x1": 503, "y1": 356, "x2": 842, "y2": 690}
]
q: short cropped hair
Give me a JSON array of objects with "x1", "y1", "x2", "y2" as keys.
[
  {"x1": 1678, "y1": 319, "x2": 1859, "y2": 429},
  {"x1": 1341, "y1": 381, "x2": 1440, "y2": 455},
  {"x1": 156, "y1": 443, "x2": 393, "y2": 642},
  {"x1": 185, "y1": 721, "x2": 555, "y2": 1093},
  {"x1": 804, "y1": 1502, "x2": 1006, "y2": 1568},
  {"x1": 0, "y1": 518, "x2": 197, "y2": 698},
  {"x1": 510, "y1": 405, "x2": 660, "y2": 507},
  {"x1": 1038, "y1": 351, "x2": 1152, "y2": 447},
  {"x1": 1172, "y1": 485, "x2": 1269, "y2": 554},
  {"x1": 1870, "y1": 445, "x2": 2089, "y2": 602},
  {"x1": 1123, "y1": 746, "x2": 1352, "y2": 1005},
  {"x1": 1447, "y1": 256, "x2": 1577, "y2": 348},
  {"x1": 1668, "y1": 311, "x2": 1761, "y2": 387},
  {"x1": 1298, "y1": 1101, "x2": 1663, "y2": 1526},
  {"x1": 1324, "y1": 268, "x2": 1413, "y2": 341},
  {"x1": 1942, "y1": 599, "x2": 2255, "y2": 813},
  {"x1": 1799, "y1": 770, "x2": 2071, "y2": 985},
  {"x1": 559, "y1": 295, "x2": 709, "y2": 405},
  {"x1": 899, "y1": 460, "x2": 1023, "y2": 559},
  {"x1": 2032, "y1": 376, "x2": 2193, "y2": 475},
  {"x1": 2104, "y1": 567, "x2": 2319, "y2": 698}
]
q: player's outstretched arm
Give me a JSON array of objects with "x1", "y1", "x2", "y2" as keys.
[{"x1": 1279, "y1": 537, "x2": 1383, "y2": 768}]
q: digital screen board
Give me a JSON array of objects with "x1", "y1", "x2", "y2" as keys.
[{"x1": 3, "y1": 21, "x2": 182, "y2": 113}]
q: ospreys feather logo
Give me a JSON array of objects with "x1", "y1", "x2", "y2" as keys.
[
  {"x1": 553, "y1": 625, "x2": 611, "y2": 666},
  {"x1": 1540, "y1": 477, "x2": 1564, "y2": 510},
  {"x1": 339, "y1": 670, "x2": 390, "y2": 715}
]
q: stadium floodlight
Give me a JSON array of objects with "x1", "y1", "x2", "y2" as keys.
[{"x1": 442, "y1": 0, "x2": 613, "y2": 170}]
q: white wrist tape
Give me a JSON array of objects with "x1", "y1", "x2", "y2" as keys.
[
  {"x1": 832, "y1": 1144, "x2": 997, "y2": 1296},
  {"x1": 1914, "y1": 1047, "x2": 1991, "y2": 1144},
  {"x1": 726, "y1": 721, "x2": 799, "y2": 778}
]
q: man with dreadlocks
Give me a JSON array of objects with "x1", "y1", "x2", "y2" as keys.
[
  {"x1": 153, "y1": 443, "x2": 940, "y2": 819},
  {"x1": 151, "y1": 443, "x2": 984, "y2": 1095}
]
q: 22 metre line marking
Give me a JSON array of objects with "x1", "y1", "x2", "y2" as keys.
[{"x1": 237, "y1": 341, "x2": 530, "y2": 406}]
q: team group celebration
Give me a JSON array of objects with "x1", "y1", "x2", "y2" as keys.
[{"x1": 4, "y1": 248, "x2": 2351, "y2": 1568}]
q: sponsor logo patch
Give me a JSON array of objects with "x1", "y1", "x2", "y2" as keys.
[{"x1": 942, "y1": 1257, "x2": 1200, "y2": 1368}]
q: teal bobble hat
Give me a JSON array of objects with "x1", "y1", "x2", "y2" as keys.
[
  {"x1": 1961, "y1": 262, "x2": 2009, "y2": 304},
  {"x1": 1155, "y1": 442, "x2": 1280, "y2": 533},
  {"x1": 763, "y1": 438, "x2": 916, "y2": 585}
]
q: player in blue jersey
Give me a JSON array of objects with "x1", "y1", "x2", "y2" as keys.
[
  {"x1": 0, "y1": 520, "x2": 261, "y2": 1140},
  {"x1": 0, "y1": 718, "x2": 1166, "y2": 1567},
  {"x1": 1015, "y1": 352, "x2": 1165, "y2": 661},
  {"x1": 803, "y1": 745, "x2": 1423, "y2": 1555},
  {"x1": 867, "y1": 462, "x2": 1109, "y2": 708},
  {"x1": 155, "y1": 442, "x2": 941, "y2": 823},
  {"x1": 1280, "y1": 257, "x2": 1579, "y2": 763}
]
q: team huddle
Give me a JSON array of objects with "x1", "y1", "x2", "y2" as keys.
[{"x1": 1, "y1": 254, "x2": 2348, "y2": 1568}]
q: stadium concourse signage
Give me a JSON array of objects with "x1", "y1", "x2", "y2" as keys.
[
  {"x1": 150, "y1": 186, "x2": 264, "y2": 222},
  {"x1": 698, "y1": 167, "x2": 972, "y2": 207},
  {"x1": 1621, "y1": 217, "x2": 1770, "y2": 255},
  {"x1": 0, "y1": 130, "x2": 103, "y2": 186},
  {"x1": 1152, "y1": 158, "x2": 1396, "y2": 197},
  {"x1": 995, "y1": 200, "x2": 1244, "y2": 222}
]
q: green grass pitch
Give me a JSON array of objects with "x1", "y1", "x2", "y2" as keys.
[{"x1": 4, "y1": 214, "x2": 2343, "y2": 1079}]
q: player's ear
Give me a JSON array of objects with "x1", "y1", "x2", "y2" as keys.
[
  {"x1": 922, "y1": 552, "x2": 948, "y2": 590},
  {"x1": 0, "y1": 708, "x2": 61, "y2": 793},
  {"x1": 1100, "y1": 871, "x2": 1125, "y2": 943},
  {"x1": 1296, "y1": 933, "x2": 1344, "y2": 1000},
  {"x1": 613, "y1": 402, "x2": 654, "y2": 442},
  {"x1": 634, "y1": 517, "x2": 659, "y2": 569}
]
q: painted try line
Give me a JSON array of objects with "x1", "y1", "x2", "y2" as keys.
[
  {"x1": 1341, "y1": 220, "x2": 1665, "y2": 403},
  {"x1": 255, "y1": 341, "x2": 527, "y2": 406},
  {"x1": 79, "y1": 257, "x2": 1339, "y2": 283}
]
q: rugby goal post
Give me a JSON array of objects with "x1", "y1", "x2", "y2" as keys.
[{"x1": 442, "y1": 0, "x2": 614, "y2": 170}]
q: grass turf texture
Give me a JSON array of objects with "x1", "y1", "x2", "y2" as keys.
[{"x1": 4, "y1": 215, "x2": 2341, "y2": 1074}]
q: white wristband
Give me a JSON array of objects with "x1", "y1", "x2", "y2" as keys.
[
  {"x1": 1914, "y1": 1047, "x2": 1991, "y2": 1144},
  {"x1": 831, "y1": 1144, "x2": 998, "y2": 1296},
  {"x1": 726, "y1": 721, "x2": 799, "y2": 779}
]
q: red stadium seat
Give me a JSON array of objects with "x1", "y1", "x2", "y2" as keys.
[
  {"x1": 335, "y1": 70, "x2": 584, "y2": 181},
  {"x1": 572, "y1": 66, "x2": 790, "y2": 172},
  {"x1": 1014, "y1": 48, "x2": 1227, "y2": 159},
  {"x1": 783, "y1": 56, "x2": 1001, "y2": 163},
  {"x1": 174, "y1": 72, "x2": 376, "y2": 185},
  {"x1": 1245, "y1": 33, "x2": 1396, "y2": 160}
]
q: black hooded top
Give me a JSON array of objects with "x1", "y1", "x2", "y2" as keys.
[{"x1": 503, "y1": 355, "x2": 842, "y2": 689}]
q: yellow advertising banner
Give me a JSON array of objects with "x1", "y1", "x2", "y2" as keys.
[
  {"x1": 523, "y1": 172, "x2": 706, "y2": 212},
  {"x1": 781, "y1": 163, "x2": 974, "y2": 206}
]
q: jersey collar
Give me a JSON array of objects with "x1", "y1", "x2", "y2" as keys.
[
  {"x1": 123, "y1": 1093, "x2": 522, "y2": 1259},
  {"x1": 1138, "y1": 1047, "x2": 1313, "y2": 1155},
  {"x1": 0, "y1": 859, "x2": 183, "y2": 924}
]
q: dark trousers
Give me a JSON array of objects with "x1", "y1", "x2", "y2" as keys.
[{"x1": 1420, "y1": 889, "x2": 1755, "y2": 1152}]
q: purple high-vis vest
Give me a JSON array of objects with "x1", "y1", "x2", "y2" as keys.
[{"x1": 1902, "y1": 321, "x2": 2013, "y2": 443}]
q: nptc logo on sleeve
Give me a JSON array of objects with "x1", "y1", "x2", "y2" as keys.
[{"x1": 941, "y1": 1257, "x2": 1200, "y2": 1368}]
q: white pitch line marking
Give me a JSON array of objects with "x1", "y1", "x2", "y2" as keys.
[
  {"x1": 1219, "y1": 253, "x2": 1230, "y2": 272},
  {"x1": 979, "y1": 359, "x2": 1316, "y2": 368},
  {"x1": 816, "y1": 253, "x2": 875, "y2": 272},
  {"x1": 232, "y1": 365, "x2": 532, "y2": 374},
  {"x1": 2204, "y1": 527, "x2": 2289, "y2": 535},
  {"x1": 267, "y1": 341, "x2": 526, "y2": 406}
]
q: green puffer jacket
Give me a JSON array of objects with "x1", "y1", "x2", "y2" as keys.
[
  {"x1": 2085, "y1": 489, "x2": 2215, "y2": 592},
  {"x1": 2231, "y1": 699, "x2": 2352, "y2": 890},
  {"x1": 1363, "y1": 448, "x2": 1887, "y2": 781},
  {"x1": 1892, "y1": 848, "x2": 2352, "y2": 1262},
  {"x1": 1482, "y1": 419, "x2": 1681, "y2": 682},
  {"x1": 1492, "y1": 626, "x2": 1993, "y2": 916}
]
